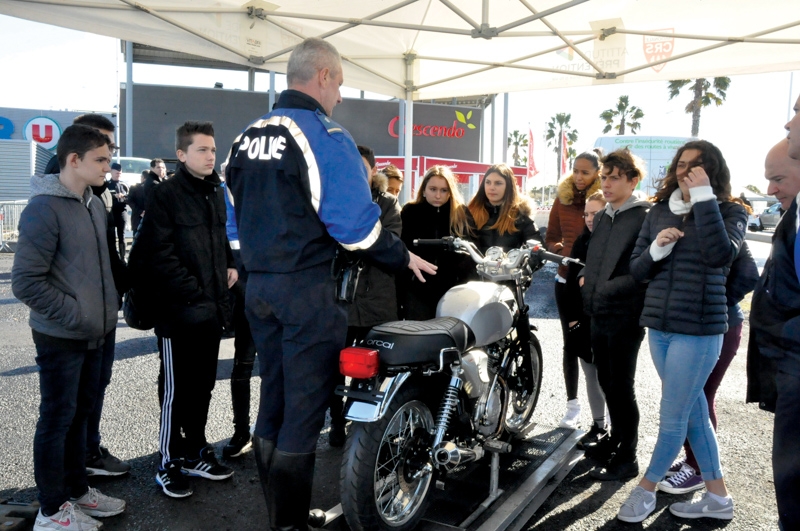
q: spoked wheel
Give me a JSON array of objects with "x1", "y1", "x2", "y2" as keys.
[
  {"x1": 504, "y1": 337, "x2": 543, "y2": 435},
  {"x1": 341, "y1": 385, "x2": 436, "y2": 531}
]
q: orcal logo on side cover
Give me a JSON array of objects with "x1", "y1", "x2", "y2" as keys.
[
  {"x1": 366, "y1": 339, "x2": 394, "y2": 350},
  {"x1": 643, "y1": 29, "x2": 675, "y2": 73}
]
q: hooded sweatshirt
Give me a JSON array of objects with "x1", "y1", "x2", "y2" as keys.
[
  {"x1": 580, "y1": 190, "x2": 651, "y2": 321},
  {"x1": 12, "y1": 173, "x2": 119, "y2": 345}
]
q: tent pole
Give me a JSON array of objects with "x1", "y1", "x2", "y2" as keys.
[
  {"x1": 125, "y1": 40, "x2": 133, "y2": 157},
  {"x1": 398, "y1": 100, "x2": 405, "y2": 157},
  {"x1": 248, "y1": 68, "x2": 255, "y2": 91},
  {"x1": 403, "y1": 89, "x2": 413, "y2": 205},
  {"x1": 490, "y1": 95, "x2": 495, "y2": 164},
  {"x1": 502, "y1": 93, "x2": 508, "y2": 164},
  {"x1": 269, "y1": 71, "x2": 276, "y2": 110}
]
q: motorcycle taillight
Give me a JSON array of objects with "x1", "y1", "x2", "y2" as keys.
[{"x1": 340, "y1": 347, "x2": 380, "y2": 378}]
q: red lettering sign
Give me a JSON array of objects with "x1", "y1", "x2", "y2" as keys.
[
  {"x1": 643, "y1": 29, "x2": 675, "y2": 73},
  {"x1": 388, "y1": 117, "x2": 467, "y2": 139},
  {"x1": 32, "y1": 124, "x2": 53, "y2": 143}
]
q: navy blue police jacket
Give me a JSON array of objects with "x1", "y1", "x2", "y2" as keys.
[{"x1": 226, "y1": 90, "x2": 409, "y2": 274}]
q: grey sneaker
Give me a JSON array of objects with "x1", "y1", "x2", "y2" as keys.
[
  {"x1": 617, "y1": 486, "x2": 657, "y2": 523},
  {"x1": 669, "y1": 492, "x2": 734, "y2": 520},
  {"x1": 71, "y1": 487, "x2": 126, "y2": 517}
]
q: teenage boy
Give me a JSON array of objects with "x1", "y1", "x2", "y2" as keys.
[
  {"x1": 130, "y1": 121, "x2": 237, "y2": 498},
  {"x1": 40, "y1": 113, "x2": 132, "y2": 478},
  {"x1": 13, "y1": 125, "x2": 126, "y2": 531},
  {"x1": 579, "y1": 149, "x2": 650, "y2": 481}
]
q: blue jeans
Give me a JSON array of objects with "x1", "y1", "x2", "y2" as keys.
[
  {"x1": 644, "y1": 330, "x2": 724, "y2": 483},
  {"x1": 32, "y1": 332, "x2": 102, "y2": 515}
]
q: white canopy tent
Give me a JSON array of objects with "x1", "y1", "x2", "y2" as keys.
[
  {"x1": 3, "y1": 0, "x2": 800, "y2": 98},
  {"x1": 3, "y1": 0, "x2": 800, "y2": 191}
]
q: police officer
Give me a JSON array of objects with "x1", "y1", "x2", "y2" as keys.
[{"x1": 226, "y1": 38, "x2": 435, "y2": 531}]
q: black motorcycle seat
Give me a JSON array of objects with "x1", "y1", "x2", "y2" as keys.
[{"x1": 362, "y1": 317, "x2": 476, "y2": 367}]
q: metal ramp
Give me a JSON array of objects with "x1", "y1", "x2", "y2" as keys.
[{"x1": 324, "y1": 424, "x2": 583, "y2": 531}]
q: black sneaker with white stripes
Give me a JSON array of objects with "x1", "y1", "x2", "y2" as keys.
[
  {"x1": 156, "y1": 460, "x2": 193, "y2": 498},
  {"x1": 184, "y1": 447, "x2": 234, "y2": 480}
]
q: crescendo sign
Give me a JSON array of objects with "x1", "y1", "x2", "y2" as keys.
[{"x1": 387, "y1": 116, "x2": 466, "y2": 139}]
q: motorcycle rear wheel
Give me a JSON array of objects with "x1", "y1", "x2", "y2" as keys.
[
  {"x1": 504, "y1": 337, "x2": 543, "y2": 436},
  {"x1": 340, "y1": 384, "x2": 436, "y2": 531}
]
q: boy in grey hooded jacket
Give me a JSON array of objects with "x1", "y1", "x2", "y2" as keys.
[{"x1": 12, "y1": 125, "x2": 125, "y2": 531}]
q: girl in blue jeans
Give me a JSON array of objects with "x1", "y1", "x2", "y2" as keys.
[{"x1": 619, "y1": 140, "x2": 747, "y2": 523}]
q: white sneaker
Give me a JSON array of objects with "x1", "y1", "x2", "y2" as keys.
[
  {"x1": 558, "y1": 399, "x2": 581, "y2": 429},
  {"x1": 71, "y1": 487, "x2": 126, "y2": 517},
  {"x1": 34, "y1": 501, "x2": 102, "y2": 531}
]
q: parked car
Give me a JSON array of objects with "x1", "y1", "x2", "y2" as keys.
[{"x1": 749, "y1": 202, "x2": 782, "y2": 231}]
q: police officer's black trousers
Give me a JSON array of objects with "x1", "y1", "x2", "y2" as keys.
[{"x1": 246, "y1": 262, "x2": 348, "y2": 454}]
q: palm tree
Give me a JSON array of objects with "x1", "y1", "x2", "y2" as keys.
[
  {"x1": 507, "y1": 130, "x2": 528, "y2": 166},
  {"x1": 600, "y1": 95, "x2": 644, "y2": 135},
  {"x1": 667, "y1": 77, "x2": 731, "y2": 137},
  {"x1": 545, "y1": 113, "x2": 578, "y2": 179}
]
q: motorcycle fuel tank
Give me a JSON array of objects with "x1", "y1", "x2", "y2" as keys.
[{"x1": 437, "y1": 281, "x2": 516, "y2": 347}]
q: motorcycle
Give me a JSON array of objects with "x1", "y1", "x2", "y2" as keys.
[{"x1": 337, "y1": 237, "x2": 580, "y2": 531}]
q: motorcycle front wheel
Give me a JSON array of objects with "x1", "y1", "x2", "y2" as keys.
[
  {"x1": 504, "y1": 336, "x2": 543, "y2": 436},
  {"x1": 340, "y1": 384, "x2": 436, "y2": 531}
]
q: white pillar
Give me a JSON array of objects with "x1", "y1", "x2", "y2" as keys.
[
  {"x1": 125, "y1": 40, "x2": 133, "y2": 157},
  {"x1": 269, "y1": 71, "x2": 276, "y2": 110},
  {"x1": 402, "y1": 89, "x2": 413, "y2": 205},
  {"x1": 502, "y1": 93, "x2": 509, "y2": 164}
]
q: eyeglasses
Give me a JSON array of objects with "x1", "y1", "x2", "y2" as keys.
[{"x1": 582, "y1": 210, "x2": 601, "y2": 218}]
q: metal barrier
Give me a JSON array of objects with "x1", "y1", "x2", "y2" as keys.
[{"x1": 0, "y1": 201, "x2": 27, "y2": 253}]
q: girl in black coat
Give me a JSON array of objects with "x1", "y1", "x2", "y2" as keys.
[
  {"x1": 467, "y1": 164, "x2": 541, "y2": 253},
  {"x1": 400, "y1": 165, "x2": 474, "y2": 320}
]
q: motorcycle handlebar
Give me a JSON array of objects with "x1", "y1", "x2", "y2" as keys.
[
  {"x1": 413, "y1": 237, "x2": 585, "y2": 268},
  {"x1": 529, "y1": 245, "x2": 585, "y2": 268},
  {"x1": 413, "y1": 238, "x2": 453, "y2": 249}
]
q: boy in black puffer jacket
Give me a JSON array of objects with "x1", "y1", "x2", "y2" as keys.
[{"x1": 130, "y1": 121, "x2": 237, "y2": 499}]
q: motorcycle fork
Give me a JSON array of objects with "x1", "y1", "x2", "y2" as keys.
[{"x1": 504, "y1": 321, "x2": 534, "y2": 395}]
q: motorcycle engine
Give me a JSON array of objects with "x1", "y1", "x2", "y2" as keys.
[{"x1": 474, "y1": 380, "x2": 504, "y2": 437}]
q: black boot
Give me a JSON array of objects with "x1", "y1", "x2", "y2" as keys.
[
  {"x1": 253, "y1": 437, "x2": 275, "y2": 504},
  {"x1": 268, "y1": 450, "x2": 324, "y2": 531},
  {"x1": 230, "y1": 376, "x2": 252, "y2": 433}
]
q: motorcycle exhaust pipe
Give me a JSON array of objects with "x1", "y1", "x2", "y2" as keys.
[{"x1": 433, "y1": 442, "x2": 484, "y2": 471}]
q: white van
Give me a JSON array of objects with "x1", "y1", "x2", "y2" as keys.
[{"x1": 112, "y1": 157, "x2": 152, "y2": 188}]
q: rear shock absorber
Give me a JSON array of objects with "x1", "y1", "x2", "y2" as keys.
[{"x1": 432, "y1": 373, "x2": 463, "y2": 450}]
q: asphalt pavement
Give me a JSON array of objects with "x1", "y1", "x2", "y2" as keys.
[{"x1": 0, "y1": 253, "x2": 779, "y2": 530}]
